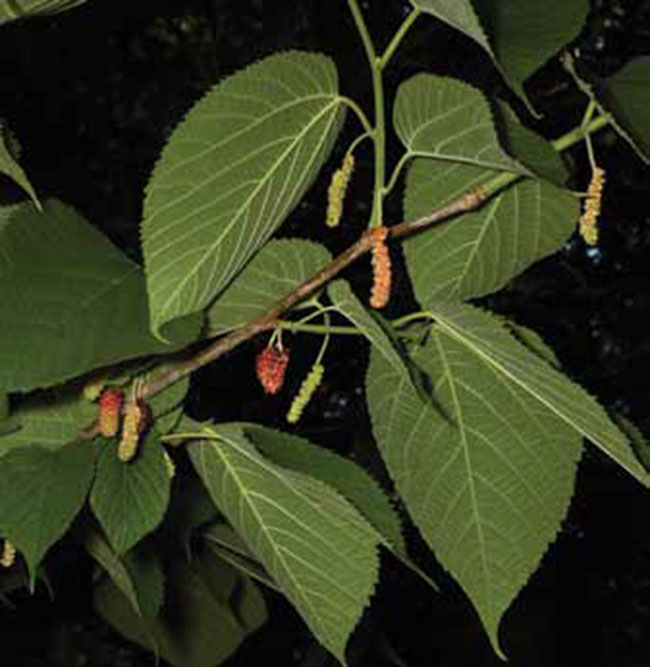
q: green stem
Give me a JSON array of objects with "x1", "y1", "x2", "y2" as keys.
[
  {"x1": 348, "y1": 130, "x2": 373, "y2": 155},
  {"x1": 346, "y1": 0, "x2": 385, "y2": 227},
  {"x1": 552, "y1": 113, "x2": 610, "y2": 152},
  {"x1": 371, "y1": 61, "x2": 386, "y2": 227},
  {"x1": 384, "y1": 151, "x2": 412, "y2": 195},
  {"x1": 276, "y1": 320, "x2": 364, "y2": 336},
  {"x1": 346, "y1": 0, "x2": 376, "y2": 67},
  {"x1": 391, "y1": 311, "x2": 435, "y2": 328},
  {"x1": 315, "y1": 314, "x2": 331, "y2": 365},
  {"x1": 291, "y1": 304, "x2": 340, "y2": 328},
  {"x1": 340, "y1": 96, "x2": 373, "y2": 137},
  {"x1": 380, "y1": 7, "x2": 421, "y2": 68}
]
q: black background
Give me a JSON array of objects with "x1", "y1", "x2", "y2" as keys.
[{"x1": 2, "y1": 1, "x2": 650, "y2": 665}]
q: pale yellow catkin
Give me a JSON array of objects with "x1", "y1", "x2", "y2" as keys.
[
  {"x1": 117, "y1": 402, "x2": 142, "y2": 462},
  {"x1": 326, "y1": 153, "x2": 355, "y2": 228},
  {"x1": 579, "y1": 167, "x2": 606, "y2": 246},
  {"x1": 287, "y1": 363, "x2": 325, "y2": 424},
  {"x1": 1, "y1": 540, "x2": 16, "y2": 568}
]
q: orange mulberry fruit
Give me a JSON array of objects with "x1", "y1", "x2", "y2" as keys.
[
  {"x1": 370, "y1": 226, "x2": 391, "y2": 309},
  {"x1": 98, "y1": 388, "x2": 124, "y2": 438}
]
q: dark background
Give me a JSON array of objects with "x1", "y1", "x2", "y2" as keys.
[{"x1": 2, "y1": 0, "x2": 650, "y2": 665}]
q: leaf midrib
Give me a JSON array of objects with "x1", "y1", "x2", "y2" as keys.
[
  {"x1": 434, "y1": 311, "x2": 648, "y2": 484},
  {"x1": 198, "y1": 437, "x2": 341, "y2": 648},
  {"x1": 432, "y1": 330, "x2": 491, "y2": 614}
]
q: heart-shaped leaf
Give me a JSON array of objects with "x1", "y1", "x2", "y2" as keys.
[
  {"x1": 0, "y1": 440, "x2": 94, "y2": 583},
  {"x1": 142, "y1": 51, "x2": 343, "y2": 338},
  {"x1": 90, "y1": 429, "x2": 171, "y2": 554}
]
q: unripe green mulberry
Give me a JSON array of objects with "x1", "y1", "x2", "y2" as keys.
[
  {"x1": 1, "y1": 540, "x2": 16, "y2": 568},
  {"x1": 287, "y1": 363, "x2": 324, "y2": 424}
]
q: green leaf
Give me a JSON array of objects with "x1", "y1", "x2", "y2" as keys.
[
  {"x1": 329, "y1": 280, "x2": 408, "y2": 379},
  {"x1": 122, "y1": 546, "x2": 165, "y2": 620},
  {"x1": 492, "y1": 101, "x2": 568, "y2": 186},
  {"x1": 241, "y1": 423, "x2": 442, "y2": 591},
  {"x1": 426, "y1": 302, "x2": 650, "y2": 485},
  {"x1": 366, "y1": 325, "x2": 582, "y2": 657},
  {"x1": 0, "y1": 440, "x2": 94, "y2": 583},
  {"x1": 0, "y1": 388, "x2": 96, "y2": 458},
  {"x1": 403, "y1": 158, "x2": 577, "y2": 303},
  {"x1": 471, "y1": 0, "x2": 589, "y2": 109},
  {"x1": 242, "y1": 423, "x2": 405, "y2": 553},
  {"x1": 597, "y1": 57, "x2": 650, "y2": 164},
  {"x1": 90, "y1": 429, "x2": 171, "y2": 554},
  {"x1": 164, "y1": 472, "x2": 219, "y2": 557},
  {"x1": 149, "y1": 377, "x2": 189, "y2": 419},
  {"x1": 412, "y1": 1, "x2": 589, "y2": 112},
  {"x1": 142, "y1": 51, "x2": 343, "y2": 338},
  {"x1": 85, "y1": 528, "x2": 164, "y2": 619},
  {"x1": 410, "y1": 1, "x2": 495, "y2": 62},
  {"x1": 188, "y1": 423, "x2": 380, "y2": 665},
  {"x1": 0, "y1": 392, "x2": 8, "y2": 422},
  {"x1": 0, "y1": 201, "x2": 200, "y2": 392},
  {"x1": 505, "y1": 321, "x2": 559, "y2": 369},
  {"x1": 206, "y1": 239, "x2": 331, "y2": 335},
  {"x1": 147, "y1": 376, "x2": 189, "y2": 436},
  {"x1": 0, "y1": 0, "x2": 86, "y2": 25},
  {"x1": 0, "y1": 123, "x2": 41, "y2": 209},
  {"x1": 393, "y1": 74, "x2": 525, "y2": 173},
  {"x1": 94, "y1": 550, "x2": 256, "y2": 667},
  {"x1": 614, "y1": 416, "x2": 650, "y2": 472},
  {"x1": 202, "y1": 522, "x2": 279, "y2": 592}
]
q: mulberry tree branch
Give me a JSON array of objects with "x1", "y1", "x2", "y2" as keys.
[{"x1": 139, "y1": 185, "x2": 488, "y2": 402}]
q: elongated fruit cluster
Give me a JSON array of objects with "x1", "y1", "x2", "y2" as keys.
[
  {"x1": 287, "y1": 363, "x2": 324, "y2": 424},
  {"x1": 117, "y1": 400, "x2": 147, "y2": 462},
  {"x1": 1, "y1": 540, "x2": 16, "y2": 568},
  {"x1": 256, "y1": 344, "x2": 290, "y2": 395},
  {"x1": 326, "y1": 153, "x2": 355, "y2": 228},
  {"x1": 579, "y1": 166, "x2": 605, "y2": 246},
  {"x1": 370, "y1": 226, "x2": 391, "y2": 309},
  {"x1": 98, "y1": 388, "x2": 124, "y2": 438}
]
